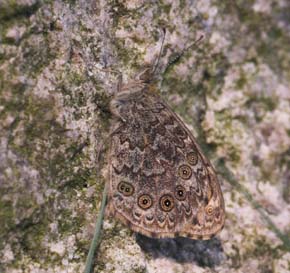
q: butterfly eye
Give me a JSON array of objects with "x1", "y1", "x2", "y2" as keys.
[
  {"x1": 178, "y1": 165, "x2": 192, "y2": 180},
  {"x1": 175, "y1": 185, "x2": 187, "y2": 201},
  {"x1": 138, "y1": 194, "x2": 153, "y2": 209},
  {"x1": 159, "y1": 194, "x2": 175, "y2": 212},
  {"x1": 186, "y1": 151, "x2": 198, "y2": 165},
  {"x1": 117, "y1": 181, "x2": 134, "y2": 196},
  {"x1": 206, "y1": 205, "x2": 214, "y2": 215}
]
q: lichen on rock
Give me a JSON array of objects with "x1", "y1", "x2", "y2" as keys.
[{"x1": 0, "y1": 0, "x2": 290, "y2": 273}]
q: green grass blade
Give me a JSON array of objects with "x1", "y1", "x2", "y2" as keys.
[{"x1": 84, "y1": 185, "x2": 107, "y2": 273}]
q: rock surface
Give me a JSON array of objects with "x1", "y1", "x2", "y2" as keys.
[{"x1": 0, "y1": 0, "x2": 290, "y2": 272}]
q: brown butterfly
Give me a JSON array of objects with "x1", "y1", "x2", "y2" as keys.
[
  {"x1": 107, "y1": 78, "x2": 225, "y2": 240},
  {"x1": 106, "y1": 34, "x2": 225, "y2": 239}
]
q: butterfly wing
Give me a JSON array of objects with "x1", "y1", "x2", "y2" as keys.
[{"x1": 108, "y1": 88, "x2": 225, "y2": 239}]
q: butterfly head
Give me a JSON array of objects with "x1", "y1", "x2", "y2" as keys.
[
  {"x1": 109, "y1": 83, "x2": 146, "y2": 121},
  {"x1": 110, "y1": 63, "x2": 157, "y2": 120}
]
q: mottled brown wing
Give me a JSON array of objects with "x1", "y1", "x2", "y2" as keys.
[{"x1": 108, "y1": 87, "x2": 225, "y2": 239}]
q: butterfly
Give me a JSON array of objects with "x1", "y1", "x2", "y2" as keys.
[{"x1": 106, "y1": 67, "x2": 225, "y2": 239}]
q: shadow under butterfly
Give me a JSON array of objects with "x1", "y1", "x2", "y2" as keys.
[{"x1": 136, "y1": 234, "x2": 224, "y2": 267}]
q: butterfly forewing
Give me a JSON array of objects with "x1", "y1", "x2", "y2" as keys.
[{"x1": 108, "y1": 86, "x2": 225, "y2": 239}]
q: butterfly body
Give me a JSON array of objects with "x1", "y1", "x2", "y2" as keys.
[{"x1": 108, "y1": 81, "x2": 225, "y2": 239}]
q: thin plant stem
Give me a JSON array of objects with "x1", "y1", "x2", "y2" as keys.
[{"x1": 84, "y1": 185, "x2": 107, "y2": 273}]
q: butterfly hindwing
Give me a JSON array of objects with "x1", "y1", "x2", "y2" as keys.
[{"x1": 108, "y1": 87, "x2": 225, "y2": 239}]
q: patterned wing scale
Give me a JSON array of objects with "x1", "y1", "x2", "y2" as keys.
[{"x1": 108, "y1": 87, "x2": 225, "y2": 239}]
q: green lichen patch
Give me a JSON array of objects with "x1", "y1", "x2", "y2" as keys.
[
  {"x1": 0, "y1": 0, "x2": 40, "y2": 21},
  {"x1": 0, "y1": 200, "x2": 15, "y2": 245},
  {"x1": 219, "y1": 1, "x2": 290, "y2": 79},
  {"x1": 19, "y1": 34, "x2": 56, "y2": 77},
  {"x1": 0, "y1": 201, "x2": 52, "y2": 269},
  {"x1": 246, "y1": 94, "x2": 278, "y2": 123},
  {"x1": 108, "y1": 0, "x2": 146, "y2": 28},
  {"x1": 113, "y1": 37, "x2": 142, "y2": 70},
  {"x1": 279, "y1": 148, "x2": 290, "y2": 204}
]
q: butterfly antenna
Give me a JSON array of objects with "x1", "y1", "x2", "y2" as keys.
[
  {"x1": 152, "y1": 28, "x2": 166, "y2": 76},
  {"x1": 164, "y1": 34, "x2": 204, "y2": 73}
]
